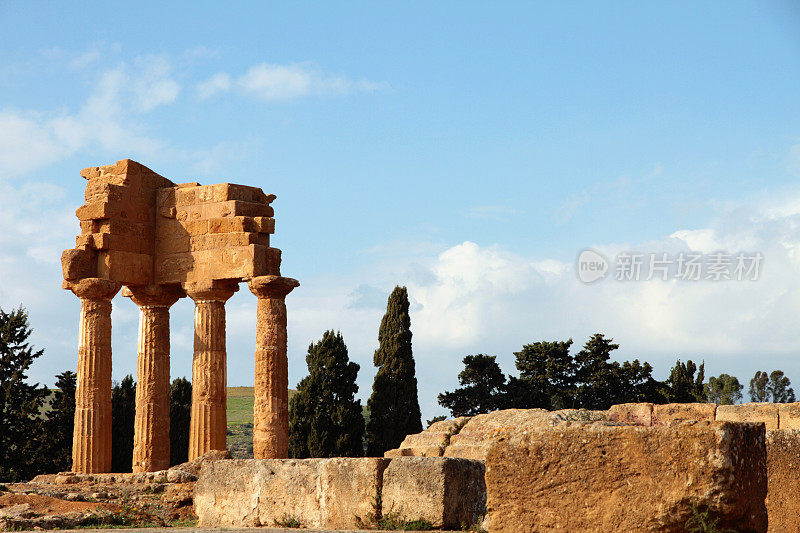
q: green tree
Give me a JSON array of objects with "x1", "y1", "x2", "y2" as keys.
[
  {"x1": 170, "y1": 377, "x2": 192, "y2": 466},
  {"x1": 365, "y1": 286, "x2": 422, "y2": 456},
  {"x1": 613, "y1": 359, "x2": 667, "y2": 405},
  {"x1": 767, "y1": 370, "x2": 795, "y2": 403},
  {"x1": 0, "y1": 306, "x2": 48, "y2": 481},
  {"x1": 750, "y1": 370, "x2": 795, "y2": 403},
  {"x1": 512, "y1": 341, "x2": 574, "y2": 409},
  {"x1": 749, "y1": 371, "x2": 769, "y2": 402},
  {"x1": 111, "y1": 375, "x2": 136, "y2": 473},
  {"x1": 573, "y1": 334, "x2": 621, "y2": 409},
  {"x1": 705, "y1": 374, "x2": 743, "y2": 405},
  {"x1": 438, "y1": 354, "x2": 507, "y2": 417},
  {"x1": 426, "y1": 415, "x2": 446, "y2": 427},
  {"x1": 571, "y1": 334, "x2": 665, "y2": 409},
  {"x1": 37, "y1": 371, "x2": 77, "y2": 473},
  {"x1": 289, "y1": 331, "x2": 365, "y2": 458},
  {"x1": 665, "y1": 360, "x2": 705, "y2": 403}
]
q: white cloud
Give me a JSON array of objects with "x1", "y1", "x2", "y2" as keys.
[
  {"x1": 196, "y1": 62, "x2": 384, "y2": 102},
  {"x1": 0, "y1": 56, "x2": 179, "y2": 177},
  {"x1": 196, "y1": 73, "x2": 231, "y2": 100},
  {"x1": 132, "y1": 55, "x2": 181, "y2": 112}
]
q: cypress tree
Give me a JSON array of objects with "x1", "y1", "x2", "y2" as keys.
[
  {"x1": 169, "y1": 377, "x2": 192, "y2": 466},
  {"x1": 365, "y1": 286, "x2": 422, "y2": 456},
  {"x1": 289, "y1": 330, "x2": 364, "y2": 458},
  {"x1": 37, "y1": 371, "x2": 77, "y2": 474},
  {"x1": 111, "y1": 374, "x2": 136, "y2": 473},
  {"x1": 0, "y1": 306, "x2": 48, "y2": 481}
]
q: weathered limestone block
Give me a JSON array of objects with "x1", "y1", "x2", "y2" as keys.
[
  {"x1": 194, "y1": 458, "x2": 388, "y2": 529},
  {"x1": 766, "y1": 430, "x2": 800, "y2": 532},
  {"x1": 248, "y1": 276, "x2": 299, "y2": 459},
  {"x1": 97, "y1": 250, "x2": 152, "y2": 285},
  {"x1": 652, "y1": 402, "x2": 717, "y2": 426},
  {"x1": 607, "y1": 402, "x2": 653, "y2": 426},
  {"x1": 382, "y1": 457, "x2": 486, "y2": 529},
  {"x1": 61, "y1": 248, "x2": 97, "y2": 281},
  {"x1": 385, "y1": 417, "x2": 471, "y2": 458},
  {"x1": 444, "y1": 409, "x2": 565, "y2": 460},
  {"x1": 155, "y1": 245, "x2": 280, "y2": 284},
  {"x1": 186, "y1": 282, "x2": 238, "y2": 460},
  {"x1": 716, "y1": 403, "x2": 779, "y2": 430},
  {"x1": 778, "y1": 402, "x2": 800, "y2": 429},
  {"x1": 69, "y1": 278, "x2": 121, "y2": 474},
  {"x1": 485, "y1": 421, "x2": 767, "y2": 533}
]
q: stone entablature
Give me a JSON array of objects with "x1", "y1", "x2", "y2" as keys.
[{"x1": 61, "y1": 159, "x2": 298, "y2": 474}]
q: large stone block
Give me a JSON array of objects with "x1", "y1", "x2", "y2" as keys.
[
  {"x1": 778, "y1": 402, "x2": 800, "y2": 429},
  {"x1": 194, "y1": 458, "x2": 388, "y2": 530},
  {"x1": 382, "y1": 457, "x2": 486, "y2": 530},
  {"x1": 444, "y1": 409, "x2": 564, "y2": 460},
  {"x1": 716, "y1": 403, "x2": 779, "y2": 430},
  {"x1": 652, "y1": 402, "x2": 716, "y2": 426},
  {"x1": 766, "y1": 430, "x2": 800, "y2": 532},
  {"x1": 97, "y1": 250, "x2": 152, "y2": 285},
  {"x1": 607, "y1": 402, "x2": 653, "y2": 426},
  {"x1": 61, "y1": 248, "x2": 97, "y2": 280},
  {"x1": 385, "y1": 417, "x2": 470, "y2": 458},
  {"x1": 485, "y1": 421, "x2": 767, "y2": 532}
]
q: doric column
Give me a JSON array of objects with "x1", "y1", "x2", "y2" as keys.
[
  {"x1": 184, "y1": 281, "x2": 238, "y2": 460},
  {"x1": 68, "y1": 278, "x2": 121, "y2": 473},
  {"x1": 248, "y1": 275, "x2": 299, "y2": 459},
  {"x1": 123, "y1": 285, "x2": 184, "y2": 473}
]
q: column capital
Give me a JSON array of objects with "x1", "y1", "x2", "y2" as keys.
[
  {"x1": 123, "y1": 284, "x2": 185, "y2": 308},
  {"x1": 248, "y1": 275, "x2": 299, "y2": 300},
  {"x1": 183, "y1": 280, "x2": 239, "y2": 303},
  {"x1": 65, "y1": 278, "x2": 121, "y2": 301}
]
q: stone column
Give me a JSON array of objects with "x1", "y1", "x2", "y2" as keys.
[
  {"x1": 184, "y1": 281, "x2": 238, "y2": 460},
  {"x1": 68, "y1": 278, "x2": 121, "y2": 474},
  {"x1": 123, "y1": 285, "x2": 184, "y2": 473},
  {"x1": 248, "y1": 275, "x2": 299, "y2": 459}
]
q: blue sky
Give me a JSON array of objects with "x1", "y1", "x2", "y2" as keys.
[{"x1": 1, "y1": 2, "x2": 800, "y2": 419}]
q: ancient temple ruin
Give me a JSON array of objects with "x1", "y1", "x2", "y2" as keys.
[{"x1": 60, "y1": 159, "x2": 298, "y2": 473}]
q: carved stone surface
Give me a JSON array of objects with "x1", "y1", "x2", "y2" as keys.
[
  {"x1": 248, "y1": 276, "x2": 299, "y2": 459},
  {"x1": 124, "y1": 285, "x2": 184, "y2": 473},
  {"x1": 69, "y1": 278, "x2": 121, "y2": 474},
  {"x1": 186, "y1": 282, "x2": 238, "y2": 461}
]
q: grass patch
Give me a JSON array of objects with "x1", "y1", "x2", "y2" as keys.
[
  {"x1": 685, "y1": 504, "x2": 735, "y2": 533},
  {"x1": 355, "y1": 490, "x2": 434, "y2": 531},
  {"x1": 274, "y1": 514, "x2": 302, "y2": 528},
  {"x1": 226, "y1": 387, "x2": 297, "y2": 425}
]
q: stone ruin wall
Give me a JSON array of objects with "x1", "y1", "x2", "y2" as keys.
[
  {"x1": 61, "y1": 159, "x2": 298, "y2": 475},
  {"x1": 62, "y1": 159, "x2": 281, "y2": 287},
  {"x1": 388, "y1": 401, "x2": 800, "y2": 533}
]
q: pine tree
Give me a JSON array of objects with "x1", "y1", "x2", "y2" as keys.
[
  {"x1": 438, "y1": 354, "x2": 506, "y2": 417},
  {"x1": 365, "y1": 286, "x2": 422, "y2": 456},
  {"x1": 170, "y1": 377, "x2": 192, "y2": 466},
  {"x1": 665, "y1": 359, "x2": 705, "y2": 403},
  {"x1": 512, "y1": 341, "x2": 575, "y2": 409},
  {"x1": 0, "y1": 306, "x2": 48, "y2": 481},
  {"x1": 111, "y1": 375, "x2": 136, "y2": 473},
  {"x1": 37, "y1": 371, "x2": 77, "y2": 473},
  {"x1": 288, "y1": 330, "x2": 364, "y2": 458}
]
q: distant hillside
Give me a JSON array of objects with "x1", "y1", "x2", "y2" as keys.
[{"x1": 227, "y1": 387, "x2": 298, "y2": 426}]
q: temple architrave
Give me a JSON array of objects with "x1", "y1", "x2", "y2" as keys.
[{"x1": 60, "y1": 159, "x2": 298, "y2": 473}]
